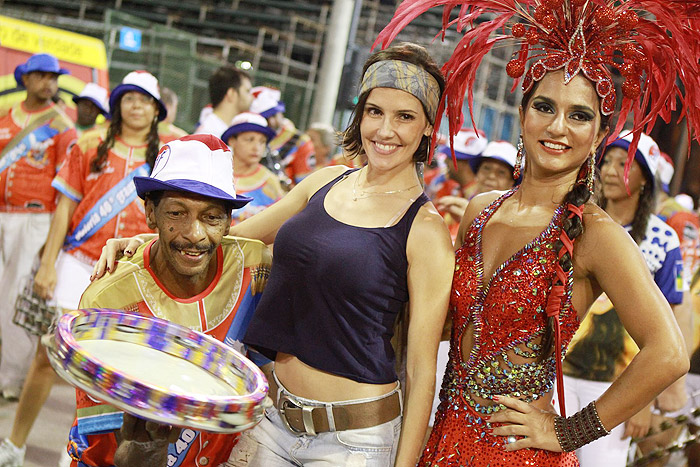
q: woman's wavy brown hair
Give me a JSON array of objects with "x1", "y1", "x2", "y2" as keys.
[{"x1": 341, "y1": 42, "x2": 445, "y2": 164}]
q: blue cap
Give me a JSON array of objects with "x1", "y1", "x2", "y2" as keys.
[{"x1": 14, "y1": 54, "x2": 70, "y2": 87}]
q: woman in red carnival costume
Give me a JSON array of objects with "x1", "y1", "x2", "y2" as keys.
[{"x1": 377, "y1": 0, "x2": 700, "y2": 465}]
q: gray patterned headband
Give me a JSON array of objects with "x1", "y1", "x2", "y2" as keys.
[{"x1": 359, "y1": 60, "x2": 441, "y2": 123}]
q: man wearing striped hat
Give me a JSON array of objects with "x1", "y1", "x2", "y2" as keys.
[{"x1": 65, "y1": 134, "x2": 271, "y2": 467}]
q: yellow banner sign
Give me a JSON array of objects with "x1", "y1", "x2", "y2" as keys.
[{"x1": 0, "y1": 15, "x2": 107, "y2": 69}]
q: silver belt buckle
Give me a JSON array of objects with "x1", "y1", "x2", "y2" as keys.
[{"x1": 278, "y1": 394, "x2": 317, "y2": 436}]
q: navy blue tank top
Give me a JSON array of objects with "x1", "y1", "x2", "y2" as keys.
[{"x1": 244, "y1": 170, "x2": 430, "y2": 384}]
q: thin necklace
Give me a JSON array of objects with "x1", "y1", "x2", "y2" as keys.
[{"x1": 352, "y1": 169, "x2": 420, "y2": 201}]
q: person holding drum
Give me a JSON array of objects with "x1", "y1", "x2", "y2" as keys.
[
  {"x1": 65, "y1": 134, "x2": 272, "y2": 467},
  {"x1": 93, "y1": 42, "x2": 454, "y2": 467}
]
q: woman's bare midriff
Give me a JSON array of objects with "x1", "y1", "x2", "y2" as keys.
[
  {"x1": 274, "y1": 352, "x2": 398, "y2": 402},
  {"x1": 460, "y1": 324, "x2": 556, "y2": 413}
]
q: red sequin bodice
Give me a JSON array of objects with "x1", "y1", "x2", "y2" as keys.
[{"x1": 420, "y1": 188, "x2": 580, "y2": 466}]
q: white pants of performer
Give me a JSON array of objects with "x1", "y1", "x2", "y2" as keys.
[
  {"x1": 429, "y1": 341, "x2": 451, "y2": 425},
  {"x1": 53, "y1": 251, "x2": 93, "y2": 311},
  {"x1": 563, "y1": 374, "x2": 629, "y2": 467},
  {"x1": 0, "y1": 212, "x2": 51, "y2": 393}
]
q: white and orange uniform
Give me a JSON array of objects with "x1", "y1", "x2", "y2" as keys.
[{"x1": 0, "y1": 101, "x2": 75, "y2": 393}]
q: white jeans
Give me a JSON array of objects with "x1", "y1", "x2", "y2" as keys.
[
  {"x1": 0, "y1": 212, "x2": 51, "y2": 391},
  {"x1": 563, "y1": 374, "x2": 629, "y2": 467},
  {"x1": 227, "y1": 374, "x2": 402, "y2": 466}
]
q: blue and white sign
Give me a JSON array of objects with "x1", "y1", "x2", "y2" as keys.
[{"x1": 119, "y1": 27, "x2": 142, "y2": 53}]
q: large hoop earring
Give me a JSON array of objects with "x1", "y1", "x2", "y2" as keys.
[{"x1": 513, "y1": 135, "x2": 524, "y2": 180}]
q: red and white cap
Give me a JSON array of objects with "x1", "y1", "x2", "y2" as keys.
[
  {"x1": 110, "y1": 70, "x2": 167, "y2": 121},
  {"x1": 250, "y1": 89, "x2": 285, "y2": 119},
  {"x1": 437, "y1": 128, "x2": 488, "y2": 161},
  {"x1": 134, "y1": 134, "x2": 252, "y2": 208},
  {"x1": 251, "y1": 86, "x2": 281, "y2": 102},
  {"x1": 453, "y1": 128, "x2": 488, "y2": 160},
  {"x1": 605, "y1": 131, "x2": 660, "y2": 185}
]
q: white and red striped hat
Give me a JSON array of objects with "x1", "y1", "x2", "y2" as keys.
[
  {"x1": 251, "y1": 86, "x2": 281, "y2": 102},
  {"x1": 250, "y1": 87, "x2": 285, "y2": 119},
  {"x1": 134, "y1": 134, "x2": 252, "y2": 208}
]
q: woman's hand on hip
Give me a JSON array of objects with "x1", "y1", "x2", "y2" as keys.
[{"x1": 488, "y1": 395, "x2": 563, "y2": 452}]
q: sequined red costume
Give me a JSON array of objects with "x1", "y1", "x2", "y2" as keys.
[{"x1": 421, "y1": 189, "x2": 580, "y2": 466}]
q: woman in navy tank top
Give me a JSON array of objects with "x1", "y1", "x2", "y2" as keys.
[
  {"x1": 92, "y1": 43, "x2": 454, "y2": 466},
  {"x1": 229, "y1": 43, "x2": 454, "y2": 467}
]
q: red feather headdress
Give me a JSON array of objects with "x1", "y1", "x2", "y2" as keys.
[{"x1": 374, "y1": 0, "x2": 700, "y2": 182}]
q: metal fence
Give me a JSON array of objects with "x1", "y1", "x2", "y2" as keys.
[
  {"x1": 103, "y1": 9, "x2": 317, "y2": 133},
  {"x1": 1, "y1": 6, "x2": 322, "y2": 132}
]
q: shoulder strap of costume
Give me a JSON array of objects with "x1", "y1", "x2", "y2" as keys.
[
  {"x1": 63, "y1": 163, "x2": 151, "y2": 250},
  {"x1": 0, "y1": 107, "x2": 60, "y2": 174}
]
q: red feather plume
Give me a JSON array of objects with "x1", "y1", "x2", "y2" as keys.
[{"x1": 374, "y1": 0, "x2": 700, "y2": 183}]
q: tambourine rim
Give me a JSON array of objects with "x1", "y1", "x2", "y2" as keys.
[
  {"x1": 58, "y1": 309, "x2": 268, "y2": 401},
  {"x1": 48, "y1": 308, "x2": 268, "y2": 432},
  {"x1": 49, "y1": 355, "x2": 259, "y2": 434}
]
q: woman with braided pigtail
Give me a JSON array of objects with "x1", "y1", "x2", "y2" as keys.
[
  {"x1": 90, "y1": 101, "x2": 161, "y2": 174},
  {"x1": 418, "y1": 67, "x2": 686, "y2": 466},
  {"x1": 540, "y1": 170, "x2": 593, "y2": 369},
  {"x1": 373, "y1": 0, "x2": 698, "y2": 464}
]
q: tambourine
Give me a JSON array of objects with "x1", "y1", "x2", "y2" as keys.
[{"x1": 44, "y1": 308, "x2": 268, "y2": 433}]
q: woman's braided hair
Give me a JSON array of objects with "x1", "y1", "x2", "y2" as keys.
[
  {"x1": 539, "y1": 176, "x2": 595, "y2": 360},
  {"x1": 520, "y1": 81, "x2": 610, "y2": 361},
  {"x1": 89, "y1": 95, "x2": 160, "y2": 174}
]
